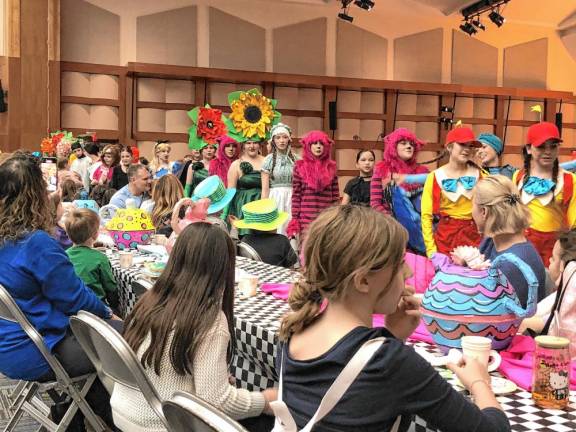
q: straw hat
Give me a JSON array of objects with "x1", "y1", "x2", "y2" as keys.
[{"x1": 233, "y1": 199, "x2": 289, "y2": 231}]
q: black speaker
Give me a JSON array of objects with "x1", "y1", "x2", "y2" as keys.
[
  {"x1": 556, "y1": 112, "x2": 563, "y2": 136},
  {"x1": 328, "y1": 101, "x2": 337, "y2": 131}
]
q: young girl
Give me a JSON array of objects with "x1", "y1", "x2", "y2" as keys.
[
  {"x1": 275, "y1": 205, "x2": 509, "y2": 432},
  {"x1": 91, "y1": 144, "x2": 119, "y2": 186},
  {"x1": 48, "y1": 192, "x2": 72, "y2": 250},
  {"x1": 513, "y1": 122, "x2": 576, "y2": 266},
  {"x1": 209, "y1": 135, "x2": 241, "y2": 186},
  {"x1": 110, "y1": 146, "x2": 133, "y2": 190},
  {"x1": 184, "y1": 143, "x2": 217, "y2": 197},
  {"x1": 111, "y1": 223, "x2": 276, "y2": 431},
  {"x1": 371, "y1": 128, "x2": 429, "y2": 213},
  {"x1": 473, "y1": 176, "x2": 547, "y2": 307},
  {"x1": 342, "y1": 149, "x2": 375, "y2": 206},
  {"x1": 228, "y1": 140, "x2": 265, "y2": 236},
  {"x1": 477, "y1": 133, "x2": 516, "y2": 179},
  {"x1": 421, "y1": 127, "x2": 483, "y2": 257},
  {"x1": 149, "y1": 141, "x2": 175, "y2": 179},
  {"x1": 286, "y1": 131, "x2": 339, "y2": 240},
  {"x1": 261, "y1": 123, "x2": 297, "y2": 235},
  {"x1": 142, "y1": 174, "x2": 184, "y2": 236}
]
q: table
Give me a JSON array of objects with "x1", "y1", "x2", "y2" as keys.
[{"x1": 109, "y1": 251, "x2": 576, "y2": 431}]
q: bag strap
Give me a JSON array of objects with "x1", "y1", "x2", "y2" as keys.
[{"x1": 542, "y1": 261, "x2": 576, "y2": 335}]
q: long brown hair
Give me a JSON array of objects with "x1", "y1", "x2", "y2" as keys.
[
  {"x1": 123, "y1": 223, "x2": 236, "y2": 375},
  {"x1": 150, "y1": 174, "x2": 184, "y2": 229},
  {"x1": 0, "y1": 153, "x2": 53, "y2": 244},
  {"x1": 280, "y1": 205, "x2": 407, "y2": 340}
]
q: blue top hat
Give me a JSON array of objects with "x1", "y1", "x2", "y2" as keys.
[{"x1": 192, "y1": 175, "x2": 236, "y2": 214}]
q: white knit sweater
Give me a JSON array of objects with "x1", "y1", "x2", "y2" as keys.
[{"x1": 110, "y1": 311, "x2": 265, "y2": 432}]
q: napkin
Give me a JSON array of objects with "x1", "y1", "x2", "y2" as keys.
[{"x1": 260, "y1": 283, "x2": 292, "y2": 300}]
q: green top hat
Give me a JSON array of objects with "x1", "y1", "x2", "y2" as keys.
[{"x1": 233, "y1": 199, "x2": 289, "y2": 231}]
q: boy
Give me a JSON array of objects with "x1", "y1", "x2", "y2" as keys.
[{"x1": 65, "y1": 208, "x2": 119, "y2": 311}]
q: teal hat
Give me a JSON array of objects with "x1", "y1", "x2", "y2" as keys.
[
  {"x1": 192, "y1": 175, "x2": 236, "y2": 214},
  {"x1": 478, "y1": 133, "x2": 503, "y2": 156}
]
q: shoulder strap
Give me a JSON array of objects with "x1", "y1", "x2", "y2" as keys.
[
  {"x1": 563, "y1": 172, "x2": 573, "y2": 207},
  {"x1": 542, "y1": 261, "x2": 576, "y2": 335},
  {"x1": 432, "y1": 172, "x2": 441, "y2": 215}
]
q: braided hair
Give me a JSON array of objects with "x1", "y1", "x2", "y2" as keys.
[
  {"x1": 522, "y1": 139, "x2": 560, "y2": 186},
  {"x1": 269, "y1": 139, "x2": 296, "y2": 181}
]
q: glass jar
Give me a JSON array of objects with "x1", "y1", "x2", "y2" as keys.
[{"x1": 532, "y1": 336, "x2": 571, "y2": 409}]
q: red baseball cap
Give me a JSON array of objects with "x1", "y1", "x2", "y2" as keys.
[
  {"x1": 445, "y1": 127, "x2": 481, "y2": 147},
  {"x1": 527, "y1": 122, "x2": 562, "y2": 147}
]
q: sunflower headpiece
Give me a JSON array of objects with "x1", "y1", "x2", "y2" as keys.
[
  {"x1": 224, "y1": 89, "x2": 281, "y2": 143},
  {"x1": 187, "y1": 104, "x2": 228, "y2": 151}
]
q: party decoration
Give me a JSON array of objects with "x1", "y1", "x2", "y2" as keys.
[
  {"x1": 187, "y1": 104, "x2": 227, "y2": 150},
  {"x1": 421, "y1": 253, "x2": 538, "y2": 352},
  {"x1": 40, "y1": 130, "x2": 75, "y2": 157},
  {"x1": 105, "y1": 199, "x2": 155, "y2": 250},
  {"x1": 224, "y1": 89, "x2": 281, "y2": 142}
]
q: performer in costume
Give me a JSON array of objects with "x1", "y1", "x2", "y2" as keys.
[
  {"x1": 371, "y1": 128, "x2": 429, "y2": 213},
  {"x1": 286, "y1": 131, "x2": 339, "y2": 241},
  {"x1": 513, "y1": 122, "x2": 576, "y2": 266},
  {"x1": 184, "y1": 143, "x2": 216, "y2": 197},
  {"x1": 421, "y1": 126, "x2": 483, "y2": 257},
  {"x1": 149, "y1": 142, "x2": 176, "y2": 179},
  {"x1": 261, "y1": 123, "x2": 297, "y2": 235},
  {"x1": 209, "y1": 135, "x2": 241, "y2": 187},
  {"x1": 477, "y1": 133, "x2": 516, "y2": 178}
]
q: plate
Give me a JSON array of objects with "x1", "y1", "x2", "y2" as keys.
[
  {"x1": 141, "y1": 268, "x2": 162, "y2": 278},
  {"x1": 454, "y1": 376, "x2": 517, "y2": 395}
]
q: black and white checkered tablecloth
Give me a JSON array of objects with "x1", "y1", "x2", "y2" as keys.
[{"x1": 109, "y1": 251, "x2": 576, "y2": 431}]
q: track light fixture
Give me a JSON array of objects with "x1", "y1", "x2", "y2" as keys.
[
  {"x1": 338, "y1": 12, "x2": 354, "y2": 22},
  {"x1": 488, "y1": 10, "x2": 505, "y2": 27},
  {"x1": 354, "y1": 0, "x2": 375, "y2": 10},
  {"x1": 472, "y1": 18, "x2": 486, "y2": 31},
  {"x1": 460, "y1": 21, "x2": 477, "y2": 36},
  {"x1": 337, "y1": 0, "x2": 375, "y2": 22},
  {"x1": 459, "y1": 0, "x2": 510, "y2": 36}
]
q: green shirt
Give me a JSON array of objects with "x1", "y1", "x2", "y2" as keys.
[{"x1": 66, "y1": 245, "x2": 117, "y2": 300}]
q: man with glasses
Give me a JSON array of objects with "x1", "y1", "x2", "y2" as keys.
[{"x1": 109, "y1": 164, "x2": 152, "y2": 209}]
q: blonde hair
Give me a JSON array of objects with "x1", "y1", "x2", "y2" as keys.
[
  {"x1": 279, "y1": 205, "x2": 408, "y2": 341},
  {"x1": 474, "y1": 175, "x2": 531, "y2": 237},
  {"x1": 150, "y1": 142, "x2": 172, "y2": 174},
  {"x1": 150, "y1": 174, "x2": 184, "y2": 228},
  {"x1": 65, "y1": 208, "x2": 100, "y2": 245}
]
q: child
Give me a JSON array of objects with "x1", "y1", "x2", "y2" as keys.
[
  {"x1": 421, "y1": 127, "x2": 483, "y2": 257},
  {"x1": 91, "y1": 144, "x2": 119, "y2": 186},
  {"x1": 477, "y1": 133, "x2": 516, "y2": 179},
  {"x1": 48, "y1": 192, "x2": 72, "y2": 250},
  {"x1": 65, "y1": 208, "x2": 119, "y2": 311},
  {"x1": 275, "y1": 205, "x2": 509, "y2": 431},
  {"x1": 513, "y1": 122, "x2": 576, "y2": 266},
  {"x1": 111, "y1": 223, "x2": 276, "y2": 431},
  {"x1": 261, "y1": 123, "x2": 297, "y2": 234},
  {"x1": 371, "y1": 128, "x2": 429, "y2": 213},
  {"x1": 235, "y1": 199, "x2": 298, "y2": 268},
  {"x1": 286, "y1": 130, "x2": 339, "y2": 240},
  {"x1": 342, "y1": 149, "x2": 375, "y2": 206}
]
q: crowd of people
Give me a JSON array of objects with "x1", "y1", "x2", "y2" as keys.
[{"x1": 0, "y1": 87, "x2": 576, "y2": 432}]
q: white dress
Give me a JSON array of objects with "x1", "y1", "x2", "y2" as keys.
[{"x1": 262, "y1": 153, "x2": 296, "y2": 236}]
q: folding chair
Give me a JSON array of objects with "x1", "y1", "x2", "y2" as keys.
[
  {"x1": 0, "y1": 284, "x2": 105, "y2": 432},
  {"x1": 132, "y1": 278, "x2": 153, "y2": 299},
  {"x1": 163, "y1": 391, "x2": 248, "y2": 432},
  {"x1": 69, "y1": 311, "x2": 169, "y2": 428},
  {"x1": 237, "y1": 242, "x2": 262, "y2": 262}
]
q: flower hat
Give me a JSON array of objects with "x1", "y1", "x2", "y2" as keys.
[
  {"x1": 233, "y1": 199, "x2": 288, "y2": 231},
  {"x1": 187, "y1": 104, "x2": 228, "y2": 151},
  {"x1": 192, "y1": 175, "x2": 236, "y2": 214},
  {"x1": 224, "y1": 88, "x2": 281, "y2": 143}
]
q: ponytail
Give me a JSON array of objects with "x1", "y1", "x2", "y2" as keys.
[{"x1": 279, "y1": 280, "x2": 323, "y2": 340}]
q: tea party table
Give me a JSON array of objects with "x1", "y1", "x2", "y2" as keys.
[{"x1": 108, "y1": 251, "x2": 576, "y2": 432}]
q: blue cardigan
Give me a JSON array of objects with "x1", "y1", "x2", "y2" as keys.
[{"x1": 0, "y1": 231, "x2": 110, "y2": 380}]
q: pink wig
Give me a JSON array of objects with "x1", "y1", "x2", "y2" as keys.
[
  {"x1": 209, "y1": 135, "x2": 240, "y2": 186},
  {"x1": 296, "y1": 130, "x2": 337, "y2": 192},
  {"x1": 376, "y1": 128, "x2": 428, "y2": 178}
]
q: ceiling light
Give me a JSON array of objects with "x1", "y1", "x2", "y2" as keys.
[
  {"x1": 460, "y1": 21, "x2": 478, "y2": 36},
  {"x1": 338, "y1": 12, "x2": 354, "y2": 22},
  {"x1": 354, "y1": 0, "x2": 374, "y2": 11},
  {"x1": 472, "y1": 19, "x2": 486, "y2": 31},
  {"x1": 488, "y1": 10, "x2": 505, "y2": 27}
]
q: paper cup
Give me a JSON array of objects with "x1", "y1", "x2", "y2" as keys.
[
  {"x1": 238, "y1": 276, "x2": 259, "y2": 298},
  {"x1": 119, "y1": 251, "x2": 134, "y2": 269},
  {"x1": 461, "y1": 336, "x2": 501, "y2": 372}
]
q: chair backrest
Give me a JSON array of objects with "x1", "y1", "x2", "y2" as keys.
[
  {"x1": 237, "y1": 242, "x2": 262, "y2": 262},
  {"x1": 162, "y1": 392, "x2": 247, "y2": 432},
  {"x1": 0, "y1": 284, "x2": 72, "y2": 382},
  {"x1": 69, "y1": 311, "x2": 168, "y2": 427},
  {"x1": 132, "y1": 278, "x2": 153, "y2": 298}
]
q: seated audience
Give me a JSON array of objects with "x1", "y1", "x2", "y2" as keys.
[
  {"x1": 48, "y1": 192, "x2": 72, "y2": 250},
  {"x1": 192, "y1": 175, "x2": 237, "y2": 232},
  {"x1": 60, "y1": 178, "x2": 83, "y2": 203},
  {"x1": 109, "y1": 163, "x2": 152, "y2": 209},
  {"x1": 90, "y1": 184, "x2": 117, "y2": 208},
  {"x1": 142, "y1": 174, "x2": 184, "y2": 236},
  {"x1": 0, "y1": 153, "x2": 119, "y2": 431},
  {"x1": 235, "y1": 199, "x2": 297, "y2": 268},
  {"x1": 65, "y1": 208, "x2": 119, "y2": 311},
  {"x1": 112, "y1": 223, "x2": 276, "y2": 431},
  {"x1": 474, "y1": 176, "x2": 546, "y2": 307},
  {"x1": 276, "y1": 205, "x2": 510, "y2": 432}
]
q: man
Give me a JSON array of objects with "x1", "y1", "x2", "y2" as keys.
[{"x1": 109, "y1": 164, "x2": 152, "y2": 209}]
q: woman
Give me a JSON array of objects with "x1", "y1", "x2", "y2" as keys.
[
  {"x1": 149, "y1": 142, "x2": 175, "y2": 179},
  {"x1": 142, "y1": 174, "x2": 184, "y2": 237},
  {"x1": 0, "y1": 153, "x2": 119, "y2": 431},
  {"x1": 261, "y1": 123, "x2": 297, "y2": 235},
  {"x1": 473, "y1": 175, "x2": 547, "y2": 307},
  {"x1": 91, "y1": 144, "x2": 119, "y2": 186},
  {"x1": 112, "y1": 223, "x2": 276, "y2": 431},
  {"x1": 228, "y1": 140, "x2": 265, "y2": 236},
  {"x1": 275, "y1": 205, "x2": 510, "y2": 432},
  {"x1": 209, "y1": 135, "x2": 240, "y2": 187},
  {"x1": 184, "y1": 143, "x2": 217, "y2": 197},
  {"x1": 512, "y1": 122, "x2": 576, "y2": 266},
  {"x1": 110, "y1": 146, "x2": 133, "y2": 190}
]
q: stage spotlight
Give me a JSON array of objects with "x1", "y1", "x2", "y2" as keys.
[
  {"x1": 488, "y1": 10, "x2": 505, "y2": 27},
  {"x1": 472, "y1": 19, "x2": 486, "y2": 31},
  {"x1": 338, "y1": 12, "x2": 354, "y2": 22},
  {"x1": 460, "y1": 21, "x2": 478, "y2": 36},
  {"x1": 440, "y1": 106, "x2": 454, "y2": 113},
  {"x1": 354, "y1": 0, "x2": 375, "y2": 10}
]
